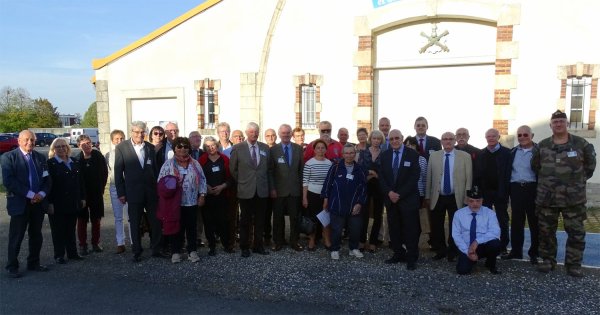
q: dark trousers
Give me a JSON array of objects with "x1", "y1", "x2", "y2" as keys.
[
  {"x1": 510, "y1": 182, "x2": 539, "y2": 257},
  {"x1": 273, "y1": 195, "x2": 300, "y2": 246},
  {"x1": 456, "y1": 239, "x2": 501, "y2": 275},
  {"x1": 227, "y1": 195, "x2": 239, "y2": 250},
  {"x1": 483, "y1": 190, "x2": 509, "y2": 251},
  {"x1": 173, "y1": 205, "x2": 197, "y2": 254},
  {"x1": 304, "y1": 191, "x2": 325, "y2": 241},
  {"x1": 430, "y1": 195, "x2": 458, "y2": 257},
  {"x1": 49, "y1": 213, "x2": 78, "y2": 259},
  {"x1": 360, "y1": 178, "x2": 384, "y2": 245},
  {"x1": 77, "y1": 217, "x2": 100, "y2": 247},
  {"x1": 129, "y1": 200, "x2": 162, "y2": 256},
  {"x1": 6, "y1": 203, "x2": 45, "y2": 271},
  {"x1": 203, "y1": 196, "x2": 229, "y2": 249},
  {"x1": 239, "y1": 195, "x2": 267, "y2": 250},
  {"x1": 330, "y1": 213, "x2": 361, "y2": 251},
  {"x1": 387, "y1": 202, "x2": 420, "y2": 263},
  {"x1": 264, "y1": 197, "x2": 273, "y2": 242}
]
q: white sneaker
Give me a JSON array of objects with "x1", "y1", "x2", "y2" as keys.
[
  {"x1": 330, "y1": 251, "x2": 340, "y2": 260},
  {"x1": 188, "y1": 251, "x2": 200, "y2": 263},
  {"x1": 171, "y1": 253, "x2": 181, "y2": 263},
  {"x1": 349, "y1": 249, "x2": 364, "y2": 258}
]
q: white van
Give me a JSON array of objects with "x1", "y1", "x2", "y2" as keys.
[{"x1": 70, "y1": 128, "x2": 99, "y2": 148}]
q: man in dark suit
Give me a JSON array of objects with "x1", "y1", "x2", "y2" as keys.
[
  {"x1": 114, "y1": 121, "x2": 162, "y2": 262},
  {"x1": 269, "y1": 124, "x2": 304, "y2": 251},
  {"x1": 414, "y1": 116, "x2": 441, "y2": 161},
  {"x1": 378, "y1": 129, "x2": 421, "y2": 270},
  {"x1": 229, "y1": 122, "x2": 272, "y2": 257},
  {"x1": 474, "y1": 128, "x2": 512, "y2": 255},
  {"x1": 1, "y1": 130, "x2": 52, "y2": 278}
]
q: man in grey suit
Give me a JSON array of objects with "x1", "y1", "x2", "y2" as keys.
[
  {"x1": 230, "y1": 122, "x2": 272, "y2": 257},
  {"x1": 114, "y1": 121, "x2": 162, "y2": 262},
  {"x1": 425, "y1": 131, "x2": 472, "y2": 262},
  {"x1": 270, "y1": 124, "x2": 304, "y2": 251},
  {"x1": 1, "y1": 130, "x2": 52, "y2": 278}
]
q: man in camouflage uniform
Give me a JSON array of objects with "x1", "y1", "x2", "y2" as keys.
[{"x1": 531, "y1": 110, "x2": 596, "y2": 277}]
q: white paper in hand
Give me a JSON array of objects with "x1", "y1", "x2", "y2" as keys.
[{"x1": 317, "y1": 210, "x2": 330, "y2": 227}]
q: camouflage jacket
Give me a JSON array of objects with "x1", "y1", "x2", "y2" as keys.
[{"x1": 531, "y1": 134, "x2": 596, "y2": 207}]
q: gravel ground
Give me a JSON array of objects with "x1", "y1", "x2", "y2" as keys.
[{"x1": 1, "y1": 192, "x2": 599, "y2": 314}]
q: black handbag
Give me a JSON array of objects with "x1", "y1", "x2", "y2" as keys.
[{"x1": 298, "y1": 215, "x2": 316, "y2": 235}]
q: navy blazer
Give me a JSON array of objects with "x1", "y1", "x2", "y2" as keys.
[
  {"x1": 114, "y1": 140, "x2": 158, "y2": 204},
  {"x1": 47, "y1": 157, "x2": 85, "y2": 214},
  {"x1": 378, "y1": 146, "x2": 421, "y2": 210},
  {"x1": 1, "y1": 148, "x2": 51, "y2": 215}
]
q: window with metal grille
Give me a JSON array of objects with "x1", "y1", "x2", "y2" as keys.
[
  {"x1": 203, "y1": 88, "x2": 215, "y2": 129},
  {"x1": 301, "y1": 84, "x2": 316, "y2": 129},
  {"x1": 566, "y1": 77, "x2": 591, "y2": 129}
]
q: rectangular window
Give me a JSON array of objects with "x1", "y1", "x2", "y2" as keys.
[
  {"x1": 566, "y1": 77, "x2": 591, "y2": 129},
  {"x1": 301, "y1": 84, "x2": 316, "y2": 129},
  {"x1": 203, "y1": 88, "x2": 215, "y2": 129}
]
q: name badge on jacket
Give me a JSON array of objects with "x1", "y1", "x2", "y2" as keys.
[
  {"x1": 346, "y1": 174, "x2": 354, "y2": 180},
  {"x1": 277, "y1": 157, "x2": 286, "y2": 164},
  {"x1": 403, "y1": 161, "x2": 411, "y2": 167},
  {"x1": 212, "y1": 166, "x2": 220, "y2": 172}
]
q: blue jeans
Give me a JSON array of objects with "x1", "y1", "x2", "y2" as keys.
[{"x1": 330, "y1": 212, "x2": 362, "y2": 251}]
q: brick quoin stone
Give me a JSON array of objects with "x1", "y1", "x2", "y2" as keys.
[
  {"x1": 358, "y1": 36, "x2": 372, "y2": 51},
  {"x1": 495, "y1": 59, "x2": 512, "y2": 75},
  {"x1": 560, "y1": 79, "x2": 567, "y2": 98},
  {"x1": 494, "y1": 90, "x2": 510, "y2": 105},
  {"x1": 357, "y1": 120, "x2": 372, "y2": 131},
  {"x1": 496, "y1": 25, "x2": 513, "y2": 42},
  {"x1": 591, "y1": 79, "x2": 598, "y2": 98},
  {"x1": 358, "y1": 66, "x2": 373, "y2": 80},
  {"x1": 493, "y1": 120, "x2": 509, "y2": 135},
  {"x1": 358, "y1": 93, "x2": 372, "y2": 106},
  {"x1": 589, "y1": 110, "x2": 596, "y2": 130}
]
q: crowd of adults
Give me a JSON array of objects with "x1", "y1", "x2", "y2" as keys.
[{"x1": 1, "y1": 110, "x2": 595, "y2": 279}]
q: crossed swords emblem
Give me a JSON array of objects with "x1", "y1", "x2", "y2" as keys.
[{"x1": 419, "y1": 23, "x2": 449, "y2": 54}]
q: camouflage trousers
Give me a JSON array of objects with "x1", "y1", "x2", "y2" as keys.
[{"x1": 536, "y1": 205, "x2": 587, "y2": 267}]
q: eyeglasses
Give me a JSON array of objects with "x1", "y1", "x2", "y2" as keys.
[
  {"x1": 517, "y1": 133, "x2": 529, "y2": 138},
  {"x1": 320, "y1": 129, "x2": 331, "y2": 133},
  {"x1": 79, "y1": 142, "x2": 92, "y2": 146},
  {"x1": 442, "y1": 138, "x2": 455, "y2": 141},
  {"x1": 153, "y1": 131, "x2": 164, "y2": 136},
  {"x1": 131, "y1": 130, "x2": 145, "y2": 134},
  {"x1": 166, "y1": 129, "x2": 179, "y2": 133},
  {"x1": 175, "y1": 144, "x2": 189, "y2": 149},
  {"x1": 389, "y1": 137, "x2": 402, "y2": 141}
]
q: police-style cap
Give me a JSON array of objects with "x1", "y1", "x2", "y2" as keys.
[
  {"x1": 551, "y1": 110, "x2": 567, "y2": 120},
  {"x1": 466, "y1": 186, "x2": 483, "y2": 199}
]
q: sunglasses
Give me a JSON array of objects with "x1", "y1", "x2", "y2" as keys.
[
  {"x1": 175, "y1": 144, "x2": 190, "y2": 149},
  {"x1": 153, "y1": 131, "x2": 164, "y2": 136},
  {"x1": 517, "y1": 133, "x2": 529, "y2": 138},
  {"x1": 320, "y1": 129, "x2": 331, "y2": 133}
]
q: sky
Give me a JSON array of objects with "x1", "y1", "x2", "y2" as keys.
[{"x1": 0, "y1": 0, "x2": 206, "y2": 115}]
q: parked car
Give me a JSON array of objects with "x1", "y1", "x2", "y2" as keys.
[
  {"x1": 0, "y1": 134, "x2": 19, "y2": 154},
  {"x1": 34, "y1": 132, "x2": 57, "y2": 147}
]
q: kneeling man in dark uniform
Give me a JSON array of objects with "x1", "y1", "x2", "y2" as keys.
[{"x1": 452, "y1": 186, "x2": 501, "y2": 275}]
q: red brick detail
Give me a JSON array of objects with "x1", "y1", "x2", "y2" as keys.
[
  {"x1": 493, "y1": 120, "x2": 509, "y2": 135},
  {"x1": 358, "y1": 66, "x2": 373, "y2": 80},
  {"x1": 496, "y1": 26, "x2": 513, "y2": 42},
  {"x1": 494, "y1": 89, "x2": 510, "y2": 105},
  {"x1": 591, "y1": 79, "x2": 598, "y2": 98},
  {"x1": 588, "y1": 110, "x2": 596, "y2": 130},
  {"x1": 357, "y1": 120, "x2": 372, "y2": 131},
  {"x1": 358, "y1": 36, "x2": 372, "y2": 51},
  {"x1": 559, "y1": 79, "x2": 567, "y2": 98},
  {"x1": 495, "y1": 59, "x2": 512, "y2": 75},
  {"x1": 358, "y1": 93, "x2": 372, "y2": 107}
]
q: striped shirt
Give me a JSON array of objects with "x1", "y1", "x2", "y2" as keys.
[{"x1": 303, "y1": 158, "x2": 332, "y2": 194}]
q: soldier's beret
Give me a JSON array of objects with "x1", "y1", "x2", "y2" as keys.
[
  {"x1": 551, "y1": 110, "x2": 567, "y2": 120},
  {"x1": 466, "y1": 186, "x2": 483, "y2": 199}
]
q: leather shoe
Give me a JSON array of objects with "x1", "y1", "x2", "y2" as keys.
[
  {"x1": 432, "y1": 253, "x2": 446, "y2": 260},
  {"x1": 271, "y1": 244, "x2": 283, "y2": 252},
  {"x1": 384, "y1": 255, "x2": 406, "y2": 264},
  {"x1": 27, "y1": 264, "x2": 49, "y2": 272},
  {"x1": 501, "y1": 252, "x2": 523, "y2": 260},
  {"x1": 252, "y1": 248, "x2": 269, "y2": 255},
  {"x1": 291, "y1": 244, "x2": 304, "y2": 252},
  {"x1": 208, "y1": 248, "x2": 216, "y2": 256},
  {"x1": 68, "y1": 255, "x2": 84, "y2": 261},
  {"x1": 8, "y1": 269, "x2": 21, "y2": 278},
  {"x1": 566, "y1": 266, "x2": 584, "y2": 278},
  {"x1": 92, "y1": 245, "x2": 103, "y2": 253},
  {"x1": 116, "y1": 245, "x2": 126, "y2": 254},
  {"x1": 152, "y1": 252, "x2": 170, "y2": 258},
  {"x1": 406, "y1": 262, "x2": 417, "y2": 270},
  {"x1": 224, "y1": 247, "x2": 235, "y2": 254},
  {"x1": 55, "y1": 257, "x2": 66, "y2": 264},
  {"x1": 529, "y1": 255, "x2": 539, "y2": 265},
  {"x1": 241, "y1": 249, "x2": 251, "y2": 258},
  {"x1": 132, "y1": 254, "x2": 142, "y2": 262},
  {"x1": 489, "y1": 266, "x2": 501, "y2": 275}
]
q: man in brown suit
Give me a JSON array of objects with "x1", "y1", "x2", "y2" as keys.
[{"x1": 229, "y1": 122, "x2": 272, "y2": 257}]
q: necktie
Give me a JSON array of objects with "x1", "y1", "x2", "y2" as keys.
[
  {"x1": 284, "y1": 145, "x2": 291, "y2": 166},
  {"x1": 470, "y1": 213, "x2": 477, "y2": 244},
  {"x1": 392, "y1": 150, "x2": 400, "y2": 182},
  {"x1": 443, "y1": 153, "x2": 451, "y2": 195},
  {"x1": 251, "y1": 145, "x2": 257, "y2": 167},
  {"x1": 418, "y1": 138, "x2": 424, "y2": 154},
  {"x1": 192, "y1": 149, "x2": 199, "y2": 160},
  {"x1": 27, "y1": 153, "x2": 40, "y2": 192}
]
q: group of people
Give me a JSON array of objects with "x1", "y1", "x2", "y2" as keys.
[{"x1": 1, "y1": 110, "x2": 595, "y2": 279}]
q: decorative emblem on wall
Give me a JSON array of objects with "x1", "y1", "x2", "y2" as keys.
[{"x1": 419, "y1": 23, "x2": 449, "y2": 54}]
